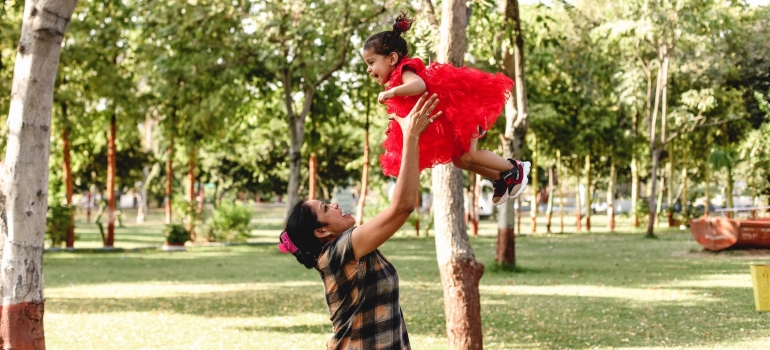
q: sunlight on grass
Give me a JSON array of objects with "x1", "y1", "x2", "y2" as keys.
[
  {"x1": 46, "y1": 281, "x2": 319, "y2": 299},
  {"x1": 659, "y1": 273, "x2": 753, "y2": 288},
  {"x1": 480, "y1": 284, "x2": 717, "y2": 303}
]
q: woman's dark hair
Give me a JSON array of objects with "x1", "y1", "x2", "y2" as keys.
[
  {"x1": 283, "y1": 200, "x2": 325, "y2": 269},
  {"x1": 363, "y1": 11, "x2": 413, "y2": 62}
]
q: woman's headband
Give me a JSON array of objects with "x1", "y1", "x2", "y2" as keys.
[{"x1": 278, "y1": 231, "x2": 298, "y2": 254}]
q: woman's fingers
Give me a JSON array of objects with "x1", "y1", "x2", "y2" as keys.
[
  {"x1": 416, "y1": 95, "x2": 439, "y2": 119},
  {"x1": 394, "y1": 93, "x2": 440, "y2": 136}
]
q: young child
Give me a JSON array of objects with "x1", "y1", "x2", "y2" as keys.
[{"x1": 363, "y1": 12, "x2": 531, "y2": 205}]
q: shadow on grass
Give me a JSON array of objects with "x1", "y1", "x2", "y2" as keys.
[
  {"x1": 47, "y1": 287, "x2": 328, "y2": 318},
  {"x1": 479, "y1": 290, "x2": 762, "y2": 349},
  {"x1": 237, "y1": 324, "x2": 329, "y2": 334}
]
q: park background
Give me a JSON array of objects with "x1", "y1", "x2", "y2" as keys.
[{"x1": 2, "y1": 0, "x2": 770, "y2": 349}]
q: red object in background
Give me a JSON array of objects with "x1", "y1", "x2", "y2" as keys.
[{"x1": 690, "y1": 217, "x2": 770, "y2": 251}]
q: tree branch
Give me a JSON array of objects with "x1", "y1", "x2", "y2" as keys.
[
  {"x1": 421, "y1": 0, "x2": 439, "y2": 29},
  {"x1": 313, "y1": 3, "x2": 388, "y2": 90},
  {"x1": 658, "y1": 117, "x2": 733, "y2": 151}
]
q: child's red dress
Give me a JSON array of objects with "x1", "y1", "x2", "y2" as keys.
[{"x1": 380, "y1": 57, "x2": 514, "y2": 177}]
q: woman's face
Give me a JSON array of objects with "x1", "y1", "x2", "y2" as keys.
[
  {"x1": 363, "y1": 49, "x2": 397, "y2": 86},
  {"x1": 307, "y1": 200, "x2": 356, "y2": 237}
]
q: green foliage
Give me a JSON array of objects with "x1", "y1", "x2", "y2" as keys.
[
  {"x1": 204, "y1": 203, "x2": 252, "y2": 243},
  {"x1": 46, "y1": 203, "x2": 73, "y2": 248},
  {"x1": 634, "y1": 199, "x2": 650, "y2": 226},
  {"x1": 171, "y1": 197, "x2": 197, "y2": 226},
  {"x1": 164, "y1": 224, "x2": 189, "y2": 245}
]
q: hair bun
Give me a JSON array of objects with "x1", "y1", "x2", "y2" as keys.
[
  {"x1": 392, "y1": 20, "x2": 411, "y2": 33},
  {"x1": 392, "y1": 12, "x2": 413, "y2": 34}
]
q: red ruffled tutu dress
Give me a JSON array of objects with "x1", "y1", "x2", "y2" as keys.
[{"x1": 380, "y1": 57, "x2": 514, "y2": 177}]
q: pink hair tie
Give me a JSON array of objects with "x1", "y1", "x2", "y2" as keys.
[{"x1": 278, "y1": 231, "x2": 298, "y2": 254}]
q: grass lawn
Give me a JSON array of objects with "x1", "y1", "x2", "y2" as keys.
[{"x1": 43, "y1": 206, "x2": 770, "y2": 349}]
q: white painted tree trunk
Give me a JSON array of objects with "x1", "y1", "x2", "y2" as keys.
[
  {"x1": 137, "y1": 116, "x2": 158, "y2": 223},
  {"x1": 497, "y1": 0, "x2": 529, "y2": 265},
  {"x1": 434, "y1": 0, "x2": 485, "y2": 348},
  {"x1": 1, "y1": 1, "x2": 79, "y2": 347}
]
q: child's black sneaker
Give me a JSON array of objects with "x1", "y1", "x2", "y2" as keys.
[
  {"x1": 507, "y1": 159, "x2": 531, "y2": 200},
  {"x1": 491, "y1": 159, "x2": 531, "y2": 206},
  {"x1": 491, "y1": 175, "x2": 511, "y2": 206}
]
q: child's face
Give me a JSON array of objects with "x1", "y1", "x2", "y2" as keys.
[{"x1": 363, "y1": 49, "x2": 397, "y2": 86}]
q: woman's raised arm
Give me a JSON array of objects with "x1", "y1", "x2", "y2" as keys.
[{"x1": 350, "y1": 93, "x2": 441, "y2": 260}]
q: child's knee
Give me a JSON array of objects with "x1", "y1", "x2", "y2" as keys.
[
  {"x1": 460, "y1": 152, "x2": 476, "y2": 165},
  {"x1": 451, "y1": 157, "x2": 467, "y2": 169}
]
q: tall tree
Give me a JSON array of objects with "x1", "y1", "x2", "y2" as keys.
[
  {"x1": 1, "y1": 0, "x2": 79, "y2": 347},
  {"x1": 242, "y1": 0, "x2": 385, "y2": 208},
  {"x1": 496, "y1": 0, "x2": 529, "y2": 267},
  {"x1": 431, "y1": 0, "x2": 485, "y2": 348},
  {"x1": 62, "y1": 0, "x2": 138, "y2": 246}
]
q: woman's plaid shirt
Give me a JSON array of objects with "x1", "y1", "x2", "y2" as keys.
[{"x1": 316, "y1": 228, "x2": 410, "y2": 350}]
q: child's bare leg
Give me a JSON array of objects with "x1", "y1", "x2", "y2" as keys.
[
  {"x1": 460, "y1": 138, "x2": 515, "y2": 172},
  {"x1": 452, "y1": 157, "x2": 500, "y2": 179}
]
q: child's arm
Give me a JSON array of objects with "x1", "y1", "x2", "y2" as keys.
[{"x1": 378, "y1": 70, "x2": 426, "y2": 104}]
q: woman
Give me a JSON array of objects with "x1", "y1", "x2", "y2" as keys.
[{"x1": 278, "y1": 93, "x2": 441, "y2": 350}]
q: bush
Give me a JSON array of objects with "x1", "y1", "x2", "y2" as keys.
[
  {"x1": 204, "y1": 203, "x2": 252, "y2": 242},
  {"x1": 46, "y1": 203, "x2": 74, "y2": 248},
  {"x1": 164, "y1": 224, "x2": 189, "y2": 245},
  {"x1": 634, "y1": 199, "x2": 650, "y2": 226}
]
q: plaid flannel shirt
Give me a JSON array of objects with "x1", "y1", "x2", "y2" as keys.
[{"x1": 316, "y1": 228, "x2": 410, "y2": 350}]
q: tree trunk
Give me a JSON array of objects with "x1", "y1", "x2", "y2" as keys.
[
  {"x1": 657, "y1": 176, "x2": 665, "y2": 226},
  {"x1": 584, "y1": 155, "x2": 591, "y2": 231},
  {"x1": 468, "y1": 174, "x2": 479, "y2": 237},
  {"x1": 545, "y1": 166, "x2": 553, "y2": 233},
  {"x1": 496, "y1": 200, "x2": 516, "y2": 267},
  {"x1": 61, "y1": 103, "x2": 75, "y2": 248},
  {"x1": 356, "y1": 116, "x2": 370, "y2": 226},
  {"x1": 86, "y1": 190, "x2": 92, "y2": 223},
  {"x1": 631, "y1": 154, "x2": 640, "y2": 227},
  {"x1": 284, "y1": 71, "x2": 314, "y2": 209},
  {"x1": 681, "y1": 166, "x2": 688, "y2": 215},
  {"x1": 705, "y1": 165, "x2": 711, "y2": 216},
  {"x1": 575, "y1": 172, "x2": 582, "y2": 231},
  {"x1": 415, "y1": 189, "x2": 421, "y2": 237},
  {"x1": 434, "y1": 1, "x2": 484, "y2": 348},
  {"x1": 557, "y1": 150, "x2": 564, "y2": 233},
  {"x1": 530, "y1": 134, "x2": 538, "y2": 233},
  {"x1": 1, "y1": 1, "x2": 78, "y2": 347},
  {"x1": 187, "y1": 148, "x2": 197, "y2": 240},
  {"x1": 647, "y1": 149, "x2": 661, "y2": 236},
  {"x1": 106, "y1": 112, "x2": 117, "y2": 247},
  {"x1": 646, "y1": 46, "x2": 664, "y2": 237},
  {"x1": 607, "y1": 159, "x2": 616, "y2": 231},
  {"x1": 516, "y1": 198, "x2": 522, "y2": 234},
  {"x1": 433, "y1": 166, "x2": 484, "y2": 350},
  {"x1": 137, "y1": 164, "x2": 160, "y2": 223},
  {"x1": 666, "y1": 145, "x2": 674, "y2": 212},
  {"x1": 681, "y1": 146, "x2": 688, "y2": 213},
  {"x1": 496, "y1": 0, "x2": 529, "y2": 267},
  {"x1": 165, "y1": 133, "x2": 174, "y2": 224},
  {"x1": 726, "y1": 168, "x2": 734, "y2": 217},
  {"x1": 308, "y1": 152, "x2": 317, "y2": 200}
]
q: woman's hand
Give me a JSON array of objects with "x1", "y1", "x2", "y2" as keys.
[{"x1": 392, "y1": 93, "x2": 441, "y2": 139}]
